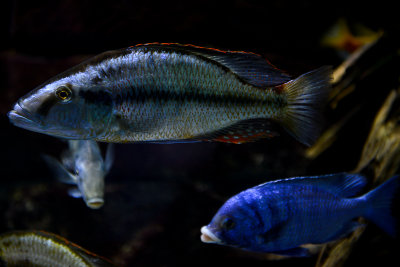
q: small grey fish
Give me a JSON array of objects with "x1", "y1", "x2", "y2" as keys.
[
  {"x1": 201, "y1": 173, "x2": 399, "y2": 257},
  {"x1": 0, "y1": 230, "x2": 116, "y2": 267},
  {"x1": 8, "y1": 43, "x2": 331, "y2": 146},
  {"x1": 43, "y1": 140, "x2": 114, "y2": 209}
]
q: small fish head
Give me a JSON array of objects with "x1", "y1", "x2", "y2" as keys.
[
  {"x1": 201, "y1": 195, "x2": 260, "y2": 248},
  {"x1": 75, "y1": 160, "x2": 106, "y2": 209},
  {"x1": 8, "y1": 74, "x2": 113, "y2": 139}
]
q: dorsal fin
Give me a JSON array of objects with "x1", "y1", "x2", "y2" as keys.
[
  {"x1": 257, "y1": 173, "x2": 367, "y2": 198},
  {"x1": 134, "y1": 43, "x2": 292, "y2": 87}
]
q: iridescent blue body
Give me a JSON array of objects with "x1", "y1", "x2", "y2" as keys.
[{"x1": 201, "y1": 173, "x2": 399, "y2": 256}]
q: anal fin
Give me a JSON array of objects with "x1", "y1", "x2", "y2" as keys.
[
  {"x1": 273, "y1": 247, "x2": 311, "y2": 257},
  {"x1": 199, "y1": 119, "x2": 279, "y2": 144},
  {"x1": 322, "y1": 221, "x2": 364, "y2": 243}
]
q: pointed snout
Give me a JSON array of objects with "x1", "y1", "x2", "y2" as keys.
[{"x1": 8, "y1": 100, "x2": 42, "y2": 131}]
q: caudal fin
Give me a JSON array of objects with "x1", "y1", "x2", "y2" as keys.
[
  {"x1": 280, "y1": 66, "x2": 332, "y2": 146},
  {"x1": 363, "y1": 175, "x2": 400, "y2": 236}
]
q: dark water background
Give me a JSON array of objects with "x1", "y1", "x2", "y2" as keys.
[{"x1": 1, "y1": 1, "x2": 400, "y2": 266}]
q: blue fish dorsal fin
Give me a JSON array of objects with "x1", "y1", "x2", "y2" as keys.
[
  {"x1": 258, "y1": 173, "x2": 367, "y2": 198},
  {"x1": 136, "y1": 43, "x2": 292, "y2": 87}
]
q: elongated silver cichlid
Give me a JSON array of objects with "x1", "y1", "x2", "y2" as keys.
[
  {"x1": 0, "y1": 230, "x2": 116, "y2": 266},
  {"x1": 43, "y1": 140, "x2": 114, "y2": 209},
  {"x1": 8, "y1": 43, "x2": 331, "y2": 145}
]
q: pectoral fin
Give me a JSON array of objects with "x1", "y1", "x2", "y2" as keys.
[
  {"x1": 42, "y1": 154, "x2": 76, "y2": 184},
  {"x1": 104, "y1": 143, "x2": 115, "y2": 173},
  {"x1": 68, "y1": 188, "x2": 82, "y2": 199},
  {"x1": 257, "y1": 221, "x2": 287, "y2": 245}
]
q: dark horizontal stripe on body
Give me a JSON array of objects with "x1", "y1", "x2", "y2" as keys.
[
  {"x1": 113, "y1": 85, "x2": 286, "y2": 107},
  {"x1": 79, "y1": 90, "x2": 113, "y2": 106}
]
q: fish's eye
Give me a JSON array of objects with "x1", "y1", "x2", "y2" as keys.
[
  {"x1": 55, "y1": 85, "x2": 72, "y2": 102},
  {"x1": 221, "y1": 217, "x2": 235, "y2": 230}
]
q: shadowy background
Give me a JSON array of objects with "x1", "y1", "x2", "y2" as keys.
[{"x1": 1, "y1": 1, "x2": 399, "y2": 266}]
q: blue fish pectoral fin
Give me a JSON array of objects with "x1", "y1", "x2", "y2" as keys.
[
  {"x1": 68, "y1": 188, "x2": 82, "y2": 199},
  {"x1": 256, "y1": 173, "x2": 367, "y2": 198},
  {"x1": 104, "y1": 143, "x2": 115, "y2": 173},
  {"x1": 257, "y1": 219, "x2": 289, "y2": 245},
  {"x1": 279, "y1": 66, "x2": 332, "y2": 146},
  {"x1": 273, "y1": 247, "x2": 311, "y2": 257},
  {"x1": 42, "y1": 154, "x2": 76, "y2": 184}
]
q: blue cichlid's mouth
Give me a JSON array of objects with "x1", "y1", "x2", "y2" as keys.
[
  {"x1": 200, "y1": 226, "x2": 221, "y2": 244},
  {"x1": 8, "y1": 102, "x2": 43, "y2": 132}
]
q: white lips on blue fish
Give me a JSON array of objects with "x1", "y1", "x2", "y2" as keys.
[{"x1": 200, "y1": 226, "x2": 221, "y2": 244}]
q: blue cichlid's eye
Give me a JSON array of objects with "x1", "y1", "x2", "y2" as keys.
[
  {"x1": 221, "y1": 217, "x2": 235, "y2": 230},
  {"x1": 55, "y1": 85, "x2": 72, "y2": 102}
]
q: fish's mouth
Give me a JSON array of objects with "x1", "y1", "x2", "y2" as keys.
[
  {"x1": 8, "y1": 101, "x2": 42, "y2": 131},
  {"x1": 86, "y1": 198, "x2": 104, "y2": 209},
  {"x1": 200, "y1": 226, "x2": 221, "y2": 244}
]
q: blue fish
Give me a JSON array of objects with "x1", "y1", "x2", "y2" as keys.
[{"x1": 200, "y1": 173, "x2": 399, "y2": 257}]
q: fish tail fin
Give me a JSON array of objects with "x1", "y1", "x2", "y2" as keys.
[
  {"x1": 280, "y1": 66, "x2": 332, "y2": 146},
  {"x1": 363, "y1": 175, "x2": 400, "y2": 236}
]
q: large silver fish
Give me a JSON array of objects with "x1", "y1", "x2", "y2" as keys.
[
  {"x1": 43, "y1": 140, "x2": 114, "y2": 209},
  {"x1": 0, "y1": 230, "x2": 116, "y2": 266},
  {"x1": 8, "y1": 43, "x2": 331, "y2": 145}
]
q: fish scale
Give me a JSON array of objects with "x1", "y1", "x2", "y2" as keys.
[{"x1": 106, "y1": 50, "x2": 275, "y2": 141}]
